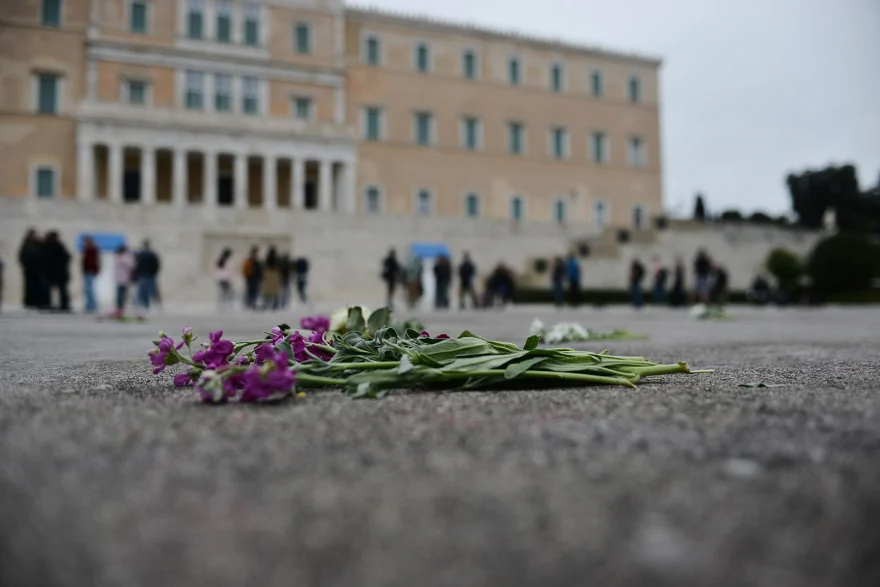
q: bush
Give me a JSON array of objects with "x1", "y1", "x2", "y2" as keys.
[
  {"x1": 808, "y1": 233, "x2": 880, "y2": 298},
  {"x1": 765, "y1": 248, "x2": 803, "y2": 287},
  {"x1": 719, "y1": 210, "x2": 744, "y2": 222},
  {"x1": 749, "y1": 212, "x2": 776, "y2": 225}
]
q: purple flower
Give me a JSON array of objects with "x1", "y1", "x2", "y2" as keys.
[
  {"x1": 182, "y1": 326, "x2": 194, "y2": 346},
  {"x1": 301, "y1": 315, "x2": 330, "y2": 334},
  {"x1": 290, "y1": 331, "x2": 308, "y2": 363},
  {"x1": 148, "y1": 336, "x2": 184, "y2": 374},
  {"x1": 238, "y1": 352, "x2": 296, "y2": 403},
  {"x1": 306, "y1": 330, "x2": 334, "y2": 361},
  {"x1": 254, "y1": 342, "x2": 276, "y2": 364},
  {"x1": 173, "y1": 369, "x2": 200, "y2": 387},
  {"x1": 419, "y1": 331, "x2": 450, "y2": 339},
  {"x1": 193, "y1": 330, "x2": 235, "y2": 370}
]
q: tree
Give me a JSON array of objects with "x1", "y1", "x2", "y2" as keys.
[
  {"x1": 718, "y1": 210, "x2": 743, "y2": 222},
  {"x1": 765, "y1": 248, "x2": 803, "y2": 290},
  {"x1": 787, "y1": 164, "x2": 879, "y2": 233},
  {"x1": 808, "y1": 234, "x2": 880, "y2": 299},
  {"x1": 693, "y1": 193, "x2": 706, "y2": 222}
]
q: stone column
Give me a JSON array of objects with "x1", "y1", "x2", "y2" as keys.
[
  {"x1": 77, "y1": 142, "x2": 93, "y2": 202},
  {"x1": 172, "y1": 149, "x2": 187, "y2": 206},
  {"x1": 234, "y1": 153, "x2": 247, "y2": 209},
  {"x1": 203, "y1": 150, "x2": 217, "y2": 207},
  {"x1": 141, "y1": 146, "x2": 156, "y2": 205},
  {"x1": 262, "y1": 155, "x2": 276, "y2": 211},
  {"x1": 341, "y1": 160, "x2": 357, "y2": 213},
  {"x1": 108, "y1": 144, "x2": 122, "y2": 203},
  {"x1": 291, "y1": 158, "x2": 304, "y2": 210},
  {"x1": 318, "y1": 159, "x2": 332, "y2": 211}
]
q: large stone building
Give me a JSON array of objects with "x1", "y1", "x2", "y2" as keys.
[{"x1": 0, "y1": 0, "x2": 664, "y2": 306}]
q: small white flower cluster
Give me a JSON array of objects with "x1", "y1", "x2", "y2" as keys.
[
  {"x1": 530, "y1": 318, "x2": 590, "y2": 343},
  {"x1": 330, "y1": 306, "x2": 372, "y2": 332},
  {"x1": 689, "y1": 303, "x2": 709, "y2": 319}
]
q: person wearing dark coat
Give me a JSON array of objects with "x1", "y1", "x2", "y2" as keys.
[
  {"x1": 457, "y1": 252, "x2": 477, "y2": 309},
  {"x1": 42, "y1": 231, "x2": 72, "y2": 311},
  {"x1": 295, "y1": 257, "x2": 309, "y2": 304},
  {"x1": 433, "y1": 255, "x2": 452, "y2": 309},
  {"x1": 18, "y1": 229, "x2": 44, "y2": 309},
  {"x1": 381, "y1": 249, "x2": 401, "y2": 309}
]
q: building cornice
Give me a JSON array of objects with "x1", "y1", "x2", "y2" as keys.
[
  {"x1": 87, "y1": 40, "x2": 346, "y2": 87},
  {"x1": 345, "y1": 6, "x2": 662, "y2": 67}
]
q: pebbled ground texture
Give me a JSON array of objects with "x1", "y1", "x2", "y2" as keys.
[{"x1": 1, "y1": 305, "x2": 879, "y2": 587}]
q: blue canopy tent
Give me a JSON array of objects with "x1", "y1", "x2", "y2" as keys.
[
  {"x1": 76, "y1": 232, "x2": 127, "y2": 252},
  {"x1": 410, "y1": 242, "x2": 450, "y2": 259},
  {"x1": 408, "y1": 243, "x2": 451, "y2": 310}
]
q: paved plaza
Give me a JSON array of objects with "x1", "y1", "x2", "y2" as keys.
[{"x1": 1, "y1": 305, "x2": 879, "y2": 586}]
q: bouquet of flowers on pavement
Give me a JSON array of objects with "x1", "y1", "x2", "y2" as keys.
[
  {"x1": 689, "y1": 304, "x2": 735, "y2": 321},
  {"x1": 529, "y1": 318, "x2": 648, "y2": 344},
  {"x1": 147, "y1": 307, "x2": 709, "y2": 404},
  {"x1": 311, "y1": 306, "x2": 425, "y2": 337}
]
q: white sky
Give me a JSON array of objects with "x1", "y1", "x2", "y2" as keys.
[{"x1": 353, "y1": 0, "x2": 880, "y2": 216}]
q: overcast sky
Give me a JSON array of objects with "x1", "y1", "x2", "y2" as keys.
[{"x1": 356, "y1": 0, "x2": 880, "y2": 216}]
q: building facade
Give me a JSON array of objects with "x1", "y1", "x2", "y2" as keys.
[{"x1": 0, "y1": 0, "x2": 663, "y2": 305}]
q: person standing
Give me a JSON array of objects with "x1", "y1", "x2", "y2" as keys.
[
  {"x1": 279, "y1": 252, "x2": 292, "y2": 309},
  {"x1": 260, "y1": 247, "x2": 282, "y2": 311},
  {"x1": 18, "y1": 229, "x2": 43, "y2": 309},
  {"x1": 565, "y1": 253, "x2": 581, "y2": 307},
  {"x1": 550, "y1": 257, "x2": 565, "y2": 308},
  {"x1": 214, "y1": 248, "x2": 235, "y2": 310},
  {"x1": 403, "y1": 253, "x2": 423, "y2": 309},
  {"x1": 433, "y1": 255, "x2": 452, "y2": 309},
  {"x1": 457, "y1": 252, "x2": 477, "y2": 310},
  {"x1": 629, "y1": 258, "x2": 646, "y2": 308},
  {"x1": 43, "y1": 231, "x2": 72, "y2": 312},
  {"x1": 651, "y1": 256, "x2": 668, "y2": 305},
  {"x1": 295, "y1": 256, "x2": 309, "y2": 304},
  {"x1": 81, "y1": 235, "x2": 101, "y2": 313},
  {"x1": 242, "y1": 246, "x2": 262, "y2": 310},
  {"x1": 113, "y1": 244, "x2": 135, "y2": 314},
  {"x1": 693, "y1": 249, "x2": 713, "y2": 304},
  {"x1": 711, "y1": 264, "x2": 729, "y2": 307},
  {"x1": 381, "y1": 248, "x2": 401, "y2": 309},
  {"x1": 134, "y1": 240, "x2": 160, "y2": 311},
  {"x1": 669, "y1": 256, "x2": 686, "y2": 307}
]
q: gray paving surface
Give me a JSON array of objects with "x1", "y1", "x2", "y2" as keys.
[{"x1": 1, "y1": 305, "x2": 880, "y2": 587}]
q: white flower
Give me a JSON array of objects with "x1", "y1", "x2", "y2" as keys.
[
  {"x1": 545, "y1": 322, "x2": 589, "y2": 343},
  {"x1": 530, "y1": 318, "x2": 546, "y2": 337},
  {"x1": 330, "y1": 306, "x2": 372, "y2": 332},
  {"x1": 689, "y1": 303, "x2": 708, "y2": 319}
]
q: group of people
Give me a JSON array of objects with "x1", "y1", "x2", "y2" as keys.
[
  {"x1": 550, "y1": 248, "x2": 729, "y2": 309},
  {"x1": 218, "y1": 246, "x2": 310, "y2": 311},
  {"x1": 380, "y1": 249, "x2": 518, "y2": 311},
  {"x1": 15, "y1": 229, "x2": 162, "y2": 314}
]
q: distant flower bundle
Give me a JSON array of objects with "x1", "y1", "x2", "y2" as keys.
[
  {"x1": 148, "y1": 307, "x2": 709, "y2": 404},
  {"x1": 689, "y1": 304, "x2": 735, "y2": 321},
  {"x1": 529, "y1": 319, "x2": 648, "y2": 344}
]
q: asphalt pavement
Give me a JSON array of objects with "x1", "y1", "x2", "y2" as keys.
[{"x1": 1, "y1": 305, "x2": 879, "y2": 587}]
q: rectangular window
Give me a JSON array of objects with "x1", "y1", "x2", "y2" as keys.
[
  {"x1": 214, "y1": 74, "x2": 231, "y2": 112},
  {"x1": 126, "y1": 80, "x2": 148, "y2": 105},
  {"x1": 629, "y1": 76, "x2": 641, "y2": 103},
  {"x1": 36, "y1": 73, "x2": 60, "y2": 114},
  {"x1": 508, "y1": 122, "x2": 524, "y2": 155},
  {"x1": 414, "y1": 111, "x2": 433, "y2": 146},
  {"x1": 216, "y1": 0, "x2": 232, "y2": 42},
  {"x1": 293, "y1": 97, "x2": 312, "y2": 120},
  {"x1": 187, "y1": 0, "x2": 203, "y2": 39},
  {"x1": 462, "y1": 50, "x2": 477, "y2": 79},
  {"x1": 550, "y1": 64, "x2": 563, "y2": 92},
  {"x1": 462, "y1": 117, "x2": 480, "y2": 151},
  {"x1": 243, "y1": 2, "x2": 260, "y2": 46},
  {"x1": 550, "y1": 127, "x2": 567, "y2": 159},
  {"x1": 130, "y1": 1, "x2": 148, "y2": 33},
  {"x1": 415, "y1": 42, "x2": 430, "y2": 73},
  {"x1": 365, "y1": 186, "x2": 381, "y2": 214},
  {"x1": 185, "y1": 70, "x2": 204, "y2": 110},
  {"x1": 591, "y1": 70, "x2": 603, "y2": 97},
  {"x1": 42, "y1": 0, "x2": 61, "y2": 27},
  {"x1": 632, "y1": 205, "x2": 645, "y2": 229},
  {"x1": 364, "y1": 107, "x2": 382, "y2": 140},
  {"x1": 511, "y1": 196, "x2": 524, "y2": 222},
  {"x1": 242, "y1": 77, "x2": 259, "y2": 115},
  {"x1": 594, "y1": 201, "x2": 608, "y2": 227},
  {"x1": 364, "y1": 35, "x2": 380, "y2": 65},
  {"x1": 35, "y1": 166, "x2": 56, "y2": 198},
  {"x1": 465, "y1": 193, "x2": 480, "y2": 218},
  {"x1": 508, "y1": 57, "x2": 521, "y2": 86},
  {"x1": 416, "y1": 189, "x2": 432, "y2": 216},
  {"x1": 554, "y1": 200, "x2": 567, "y2": 224},
  {"x1": 627, "y1": 136, "x2": 645, "y2": 167},
  {"x1": 590, "y1": 132, "x2": 607, "y2": 163},
  {"x1": 294, "y1": 22, "x2": 311, "y2": 54}
]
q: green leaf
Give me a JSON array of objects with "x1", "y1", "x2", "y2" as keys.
[
  {"x1": 440, "y1": 353, "x2": 524, "y2": 373},
  {"x1": 366, "y1": 307, "x2": 391, "y2": 336},
  {"x1": 275, "y1": 341, "x2": 295, "y2": 362},
  {"x1": 504, "y1": 356, "x2": 547, "y2": 379},
  {"x1": 346, "y1": 307, "x2": 366, "y2": 334},
  {"x1": 523, "y1": 335, "x2": 540, "y2": 351},
  {"x1": 398, "y1": 355, "x2": 414, "y2": 374},
  {"x1": 738, "y1": 382, "x2": 787, "y2": 388}
]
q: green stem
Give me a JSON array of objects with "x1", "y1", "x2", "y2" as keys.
[
  {"x1": 308, "y1": 343, "x2": 338, "y2": 355},
  {"x1": 319, "y1": 361, "x2": 401, "y2": 371},
  {"x1": 296, "y1": 373, "x2": 347, "y2": 387},
  {"x1": 442, "y1": 369, "x2": 637, "y2": 388},
  {"x1": 622, "y1": 363, "x2": 690, "y2": 377}
]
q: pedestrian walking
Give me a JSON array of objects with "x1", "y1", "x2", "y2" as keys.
[
  {"x1": 457, "y1": 252, "x2": 478, "y2": 310},
  {"x1": 669, "y1": 256, "x2": 686, "y2": 307},
  {"x1": 630, "y1": 258, "x2": 646, "y2": 308},
  {"x1": 279, "y1": 253, "x2": 292, "y2": 309},
  {"x1": 381, "y1": 248, "x2": 401, "y2": 309},
  {"x1": 242, "y1": 246, "x2": 262, "y2": 310},
  {"x1": 113, "y1": 244, "x2": 135, "y2": 314},
  {"x1": 403, "y1": 253, "x2": 423, "y2": 309},
  {"x1": 550, "y1": 257, "x2": 565, "y2": 307},
  {"x1": 81, "y1": 235, "x2": 100, "y2": 313},
  {"x1": 43, "y1": 231, "x2": 72, "y2": 312},
  {"x1": 433, "y1": 255, "x2": 452, "y2": 309},
  {"x1": 295, "y1": 256, "x2": 309, "y2": 304},
  {"x1": 18, "y1": 229, "x2": 44, "y2": 310},
  {"x1": 214, "y1": 248, "x2": 235, "y2": 309},
  {"x1": 565, "y1": 253, "x2": 581, "y2": 307},
  {"x1": 134, "y1": 240, "x2": 160, "y2": 311},
  {"x1": 651, "y1": 256, "x2": 668, "y2": 305},
  {"x1": 693, "y1": 249, "x2": 713, "y2": 304},
  {"x1": 261, "y1": 247, "x2": 282, "y2": 311}
]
